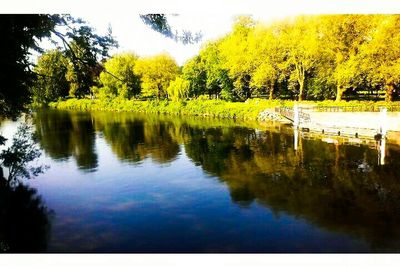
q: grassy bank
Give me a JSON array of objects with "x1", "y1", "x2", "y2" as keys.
[
  {"x1": 49, "y1": 98, "x2": 290, "y2": 120},
  {"x1": 49, "y1": 98, "x2": 400, "y2": 120}
]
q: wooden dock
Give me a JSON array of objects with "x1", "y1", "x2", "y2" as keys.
[
  {"x1": 271, "y1": 105, "x2": 394, "y2": 140},
  {"x1": 300, "y1": 123, "x2": 380, "y2": 140}
]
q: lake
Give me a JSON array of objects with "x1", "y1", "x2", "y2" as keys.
[{"x1": 1, "y1": 109, "x2": 400, "y2": 252}]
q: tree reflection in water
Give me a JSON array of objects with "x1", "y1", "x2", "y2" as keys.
[
  {"x1": 0, "y1": 122, "x2": 53, "y2": 253},
  {"x1": 0, "y1": 184, "x2": 53, "y2": 252},
  {"x1": 186, "y1": 127, "x2": 400, "y2": 251},
  {"x1": 34, "y1": 110, "x2": 98, "y2": 171},
  {"x1": 32, "y1": 109, "x2": 400, "y2": 251}
]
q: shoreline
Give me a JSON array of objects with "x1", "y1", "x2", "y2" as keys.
[{"x1": 47, "y1": 98, "x2": 400, "y2": 146}]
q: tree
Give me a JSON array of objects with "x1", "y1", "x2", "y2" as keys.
[
  {"x1": 0, "y1": 15, "x2": 57, "y2": 118},
  {"x1": 182, "y1": 55, "x2": 207, "y2": 97},
  {"x1": 134, "y1": 54, "x2": 179, "y2": 98},
  {"x1": 31, "y1": 49, "x2": 70, "y2": 104},
  {"x1": 97, "y1": 53, "x2": 141, "y2": 99},
  {"x1": 167, "y1": 77, "x2": 190, "y2": 101},
  {"x1": 248, "y1": 24, "x2": 285, "y2": 100},
  {"x1": 280, "y1": 16, "x2": 321, "y2": 101},
  {"x1": 200, "y1": 42, "x2": 233, "y2": 99},
  {"x1": 139, "y1": 14, "x2": 202, "y2": 44},
  {"x1": 359, "y1": 15, "x2": 400, "y2": 101},
  {"x1": 219, "y1": 16, "x2": 255, "y2": 100},
  {"x1": 64, "y1": 24, "x2": 118, "y2": 98},
  {"x1": 320, "y1": 15, "x2": 377, "y2": 101},
  {"x1": 0, "y1": 14, "x2": 118, "y2": 117}
]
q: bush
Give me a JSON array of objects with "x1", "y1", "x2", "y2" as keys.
[{"x1": 49, "y1": 98, "x2": 400, "y2": 120}]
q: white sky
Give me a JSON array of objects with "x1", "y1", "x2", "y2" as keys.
[
  {"x1": 71, "y1": 13, "x2": 236, "y2": 66},
  {"x1": 5, "y1": 0, "x2": 400, "y2": 65}
]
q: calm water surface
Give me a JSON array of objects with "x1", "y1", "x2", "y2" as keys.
[{"x1": 1, "y1": 109, "x2": 400, "y2": 252}]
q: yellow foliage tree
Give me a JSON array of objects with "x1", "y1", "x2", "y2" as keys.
[
  {"x1": 134, "y1": 54, "x2": 179, "y2": 98},
  {"x1": 98, "y1": 53, "x2": 140, "y2": 99},
  {"x1": 167, "y1": 77, "x2": 190, "y2": 101},
  {"x1": 359, "y1": 15, "x2": 400, "y2": 101}
]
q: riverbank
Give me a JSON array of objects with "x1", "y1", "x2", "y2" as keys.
[
  {"x1": 48, "y1": 98, "x2": 400, "y2": 145},
  {"x1": 48, "y1": 98, "x2": 400, "y2": 120},
  {"x1": 49, "y1": 98, "x2": 288, "y2": 120}
]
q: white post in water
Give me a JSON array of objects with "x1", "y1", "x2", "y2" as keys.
[
  {"x1": 293, "y1": 104, "x2": 299, "y2": 129},
  {"x1": 379, "y1": 107, "x2": 387, "y2": 137},
  {"x1": 294, "y1": 129, "x2": 299, "y2": 151},
  {"x1": 379, "y1": 138, "x2": 386, "y2": 165}
]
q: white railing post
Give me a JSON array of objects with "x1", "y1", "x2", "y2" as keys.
[{"x1": 379, "y1": 107, "x2": 387, "y2": 138}]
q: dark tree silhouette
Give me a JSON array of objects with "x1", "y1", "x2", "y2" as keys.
[
  {"x1": 0, "y1": 14, "x2": 118, "y2": 119},
  {"x1": 140, "y1": 14, "x2": 202, "y2": 44},
  {"x1": 0, "y1": 184, "x2": 53, "y2": 252}
]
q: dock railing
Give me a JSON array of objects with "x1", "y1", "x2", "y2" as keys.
[
  {"x1": 275, "y1": 106, "x2": 311, "y2": 123},
  {"x1": 275, "y1": 105, "x2": 391, "y2": 138},
  {"x1": 300, "y1": 105, "x2": 400, "y2": 112}
]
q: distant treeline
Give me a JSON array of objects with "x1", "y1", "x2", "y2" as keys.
[{"x1": 32, "y1": 15, "x2": 400, "y2": 105}]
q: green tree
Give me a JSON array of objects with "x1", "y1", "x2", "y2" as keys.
[
  {"x1": 200, "y1": 42, "x2": 233, "y2": 99},
  {"x1": 0, "y1": 14, "x2": 117, "y2": 117},
  {"x1": 182, "y1": 55, "x2": 207, "y2": 97},
  {"x1": 97, "y1": 53, "x2": 141, "y2": 99},
  {"x1": 248, "y1": 24, "x2": 285, "y2": 100},
  {"x1": 281, "y1": 16, "x2": 321, "y2": 101},
  {"x1": 134, "y1": 54, "x2": 179, "y2": 98},
  {"x1": 0, "y1": 15, "x2": 57, "y2": 118},
  {"x1": 359, "y1": 15, "x2": 400, "y2": 101},
  {"x1": 167, "y1": 77, "x2": 190, "y2": 101},
  {"x1": 31, "y1": 49, "x2": 70, "y2": 104},
  {"x1": 320, "y1": 15, "x2": 377, "y2": 101},
  {"x1": 65, "y1": 27, "x2": 117, "y2": 98},
  {"x1": 219, "y1": 16, "x2": 255, "y2": 100}
]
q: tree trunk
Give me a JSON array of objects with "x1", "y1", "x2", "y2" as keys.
[
  {"x1": 298, "y1": 80, "x2": 304, "y2": 101},
  {"x1": 269, "y1": 82, "x2": 274, "y2": 100},
  {"x1": 335, "y1": 85, "x2": 344, "y2": 102},
  {"x1": 385, "y1": 83, "x2": 394, "y2": 102}
]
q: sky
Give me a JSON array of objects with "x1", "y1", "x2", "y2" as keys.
[
  {"x1": 5, "y1": 0, "x2": 400, "y2": 65},
  {"x1": 71, "y1": 13, "x2": 237, "y2": 66}
]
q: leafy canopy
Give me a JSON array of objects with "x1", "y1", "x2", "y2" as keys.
[{"x1": 134, "y1": 54, "x2": 179, "y2": 98}]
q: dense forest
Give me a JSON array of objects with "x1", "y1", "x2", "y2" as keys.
[{"x1": 32, "y1": 15, "x2": 400, "y2": 105}]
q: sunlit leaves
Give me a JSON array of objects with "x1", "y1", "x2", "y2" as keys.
[
  {"x1": 98, "y1": 53, "x2": 141, "y2": 99},
  {"x1": 167, "y1": 77, "x2": 190, "y2": 101},
  {"x1": 358, "y1": 15, "x2": 400, "y2": 101},
  {"x1": 183, "y1": 14, "x2": 400, "y2": 101},
  {"x1": 134, "y1": 54, "x2": 179, "y2": 98},
  {"x1": 31, "y1": 49, "x2": 70, "y2": 104},
  {"x1": 182, "y1": 56, "x2": 207, "y2": 97}
]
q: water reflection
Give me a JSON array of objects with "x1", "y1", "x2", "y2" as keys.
[
  {"x1": 34, "y1": 110, "x2": 98, "y2": 171},
  {"x1": 0, "y1": 184, "x2": 53, "y2": 252},
  {"x1": 377, "y1": 139, "x2": 386, "y2": 166},
  {"x1": 93, "y1": 113, "x2": 180, "y2": 164},
  {"x1": 31, "y1": 109, "x2": 400, "y2": 252}
]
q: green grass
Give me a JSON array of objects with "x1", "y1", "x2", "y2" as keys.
[
  {"x1": 49, "y1": 98, "x2": 400, "y2": 120},
  {"x1": 49, "y1": 98, "x2": 289, "y2": 120}
]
